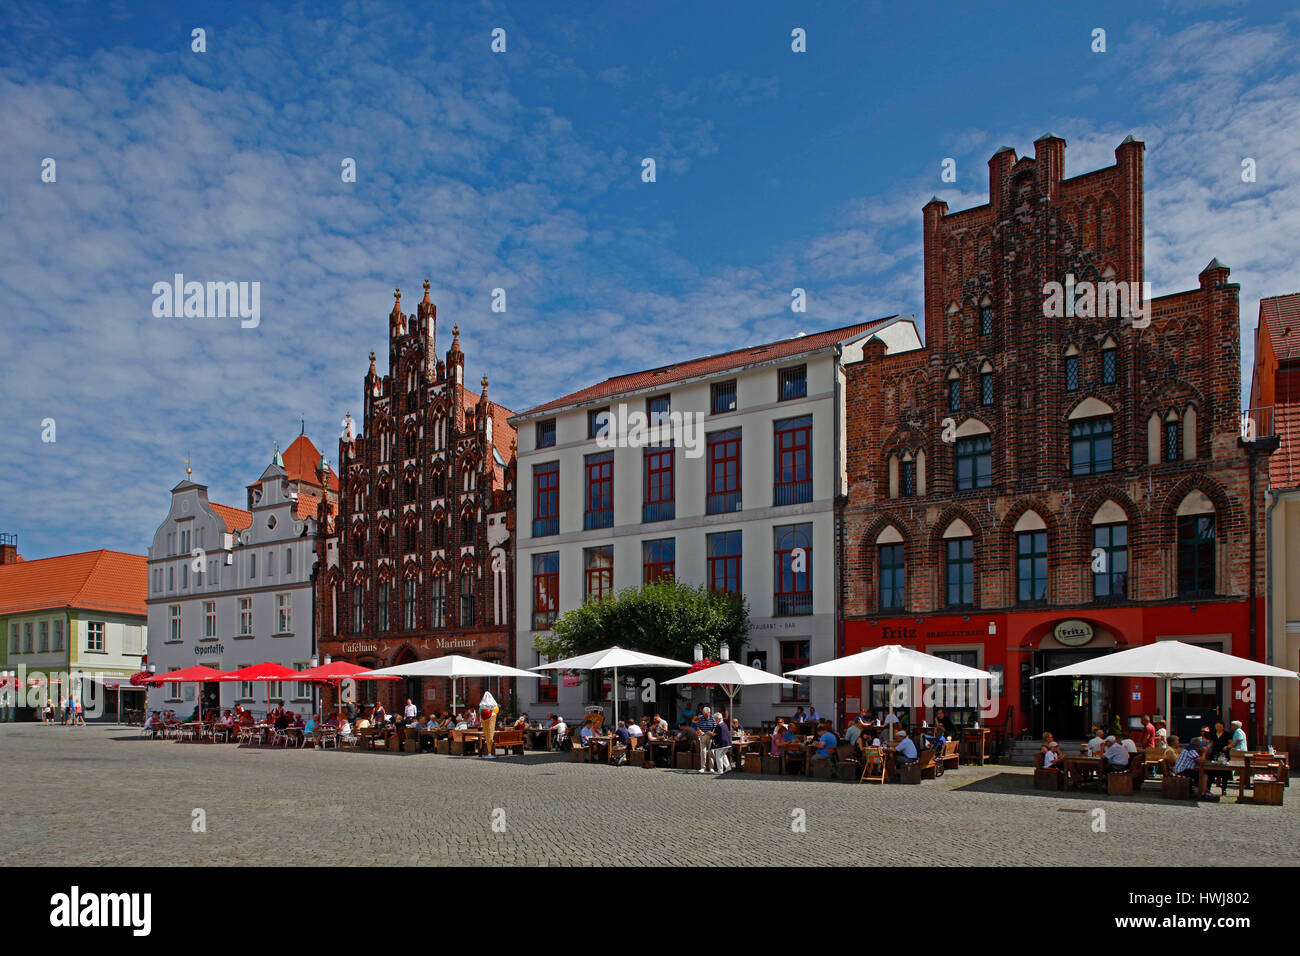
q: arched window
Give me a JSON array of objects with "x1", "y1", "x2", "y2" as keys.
[
  {"x1": 954, "y1": 420, "x2": 991, "y2": 490},
  {"x1": 979, "y1": 361, "x2": 994, "y2": 406},
  {"x1": 1091, "y1": 500, "x2": 1128, "y2": 600},
  {"x1": 1176, "y1": 491, "x2": 1215, "y2": 596},
  {"x1": 1069, "y1": 398, "x2": 1115, "y2": 475},
  {"x1": 1164, "y1": 410, "x2": 1181, "y2": 462},
  {"x1": 376, "y1": 581, "x2": 390, "y2": 632},
  {"x1": 1014, "y1": 511, "x2": 1048, "y2": 603},
  {"x1": 979, "y1": 295, "x2": 994, "y2": 335},
  {"x1": 404, "y1": 521, "x2": 418, "y2": 553},
  {"x1": 1183, "y1": 406, "x2": 1197, "y2": 461},
  {"x1": 876, "y1": 526, "x2": 905, "y2": 611},
  {"x1": 1101, "y1": 337, "x2": 1118, "y2": 385},
  {"x1": 943, "y1": 519, "x2": 975, "y2": 608},
  {"x1": 946, "y1": 368, "x2": 961, "y2": 412},
  {"x1": 1064, "y1": 344, "x2": 1080, "y2": 392},
  {"x1": 404, "y1": 473, "x2": 418, "y2": 501}
]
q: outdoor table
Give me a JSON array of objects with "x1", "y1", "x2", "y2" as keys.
[
  {"x1": 778, "y1": 740, "x2": 815, "y2": 776},
  {"x1": 1210, "y1": 754, "x2": 1291, "y2": 803},
  {"x1": 587, "y1": 734, "x2": 614, "y2": 763},
  {"x1": 1063, "y1": 754, "x2": 1105, "y2": 790},
  {"x1": 729, "y1": 737, "x2": 762, "y2": 768},
  {"x1": 646, "y1": 738, "x2": 677, "y2": 767},
  {"x1": 449, "y1": 729, "x2": 483, "y2": 755},
  {"x1": 961, "y1": 728, "x2": 993, "y2": 765},
  {"x1": 526, "y1": 726, "x2": 557, "y2": 751}
]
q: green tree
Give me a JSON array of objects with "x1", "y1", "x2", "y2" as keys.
[{"x1": 533, "y1": 580, "x2": 749, "y2": 677}]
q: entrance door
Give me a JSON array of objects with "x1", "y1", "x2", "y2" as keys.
[
  {"x1": 1035, "y1": 651, "x2": 1114, "y2": 739},
  {"x1": 1171, "y1": 678, "x2": 1222, "y2": 743},
  {"x1": 200, "y1": 681, "x2": 221, "y2": 717},
  {"x1": 404, "y1": 676, "x2": 422, "y2": 716}
]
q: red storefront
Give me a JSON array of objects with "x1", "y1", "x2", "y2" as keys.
[{"x1": 841, "y1": 597, "x2": 1264, "y2": 744}]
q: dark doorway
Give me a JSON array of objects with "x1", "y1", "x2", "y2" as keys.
[
  {"x1": 200, "y1": 681, "x2": 220, "y2": 717},
  {"x1": 1171, "y1": 678, "x2": 1222, "y2": 743},
  {"x1": 1034, "y1": 651, "x2": 1115, "y2": 739}
]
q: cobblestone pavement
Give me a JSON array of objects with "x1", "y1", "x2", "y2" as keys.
[{"x1": 2, "y1": 725, "x2": 1295, "y2": 866}]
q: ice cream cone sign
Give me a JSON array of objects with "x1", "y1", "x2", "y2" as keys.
[
  {"x1": 479, "y1": 691, "x2": 499, "y2": 758},
  {"x1": 479, "y1": 691, "x2": 498, "y2": 722}
]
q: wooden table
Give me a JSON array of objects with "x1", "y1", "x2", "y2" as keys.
[
  {"x1": 961, "y1": 728, "x2": 993, "y2": 765},
  {"x1": 1209, "y1": 754, "x2": 1291, "y2": 804},
  {"x1": 1062, "y1": 754, "x2": 1105, "y2": 790},
  {"x1": 525, "y1": 726, "x2": 557, "y2": 751},
  {"x1": 729, "y1": 737, "x2": 763, "y2": 769}
]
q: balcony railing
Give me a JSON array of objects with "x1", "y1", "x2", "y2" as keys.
[
  {"x1": 774, "y1": 480, "x2": 813, "y2": 506},
  {"x1": 1242, "y1": 406, "x2": 1275, "y2": 441},
  {"x1": 775, "y1": 592, "x2": 814, "y2": 616},
  {"x1": 706, "y1": 491, "x2": 742, "y2": 515},
  {"x1": 532, "y1": 517, "x2": 559, "y2": 537}
]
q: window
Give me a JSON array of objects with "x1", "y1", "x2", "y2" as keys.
[
  {"x1": 945, "y1": 538, "x2": 975, "y2": 607},
  {"x1": 182, "y1": 563, "x2": 188, "y2": 589},
  {"x1": 643, "y1": 447, "x2": 675, "y2": 522},
  {"x1": 583, "y1": 547, "x2": 613, "y2": 603},
  {"x1": 707, "y1": 428, "x2": 742, "y2": 514},
  {"x1": 537, "y1": 653, "x2": 558, "y2": 702},
  {"x1": 1070, "y1": 417, "x2": 1113, "y2": 475},
  {"x1": 169, "y1": 605, "x2": 182, "y2": 642},
  {"x1": 980, "y1": 303, "x2": 994, "y2": 335},
  {"x1": 1017, "y1": 532, "x2": 1048, "y2": 603},
  {"x1": 168, "y1": 566, "x2": 174, "y2": 591},
  {"x1": 711, "y1": 380, "x2": 737, "y2": 414},
  {"x1": 1164, "y1": 417, "x2": 1181, "y2": 462},
  {"x1": 879, "y1": 543, "x2": 906, "y2": 611},
  {"x1": 249, "y1": 553, "x2": 256, "y2": 579},
  {"x1": 203, "y1": 601, "x2": 216, "y2": 638},
  {"x1": 1093, "y1": 523, "x2": 1128, "y2": 599},
  {"x1": 643, "y1": 539, "x2": 675, "y2": 584},
  {"x1": 647, "y1": 394, "x2": 671, "y2": 433},
  {"x1": 778, "y1": 365, "x2": 807, "y2": 401},
  {"x1": 294, "y1": 664, "x2": 312, "y2": 701},
  {"x1": 955, "y1": 435, "x2": 992, "y2": 490},
  {"x1": 430, "y1": 578, "x2": 446, "y2": 628},
  {"x1": 1102, "y1": 348, "x2": 1117, "y2": 385},
  {"x1": 351, "y1": 585, "x2": 364, "y2": 633},
  {"x1": 168, "y1": 668, "x2": 183, "y2": 702},
  {"x1": 405, "y1": 521, "x2": 418, "y2": 552},
  {"x1": 1177, "y1": 514, "x2": 1215, "y2": 595},
  {"x1": 284, "y1": 547, "x2": 292, "y2": 576},
  {"x1": 774, "y1": 523, "x2": 813, "y2": 615},
  {"x1": 23, "y1": 623, "x2": 32, "y2": 653},
  {"x1": 38, "y1": 621, "x2": 48, "y2": 653},
  {"x1": 268, "y1": 550, "x2": 275, "y2": 577},
  {"x1": 1065, "y1": 354, "x2": 1080, "y2": 392},
  {"x1": 277, "y1": 593, "x2": 292, "y2": 633},
  {"x1": 532, "y1": 462, "x2": 559, "y2": 537},
  {"x1": 181, "y1": 528, "x2": 191, "y2": 553},
  {"x1": 981, "y1": 371, "x2": 994, "y2": 406},
  {"x1": 239, "y1": 598, "x2": 252, "y2": 636},
  {"x1": 9, "y1": 624, "x2": 17, "y2": 654},
  {"x1": 87, "y1": 621, "x2": 105, "y2": 652},
  {"x1": 900, "y1": 456, "x2": 916, "y2": 497},
  {"x1": 588, "y1": 407, "x2": 610, "y2": 440},
  {"x1": 948, "y1": 378, "x2": 961, "y2": 412},
  {"x1": 536, "y1": 419, "x2": 556, "y2": 448},
  {"x1": 403, "y1": 579, "x2": 418, "y2": 629},
  {"x1": 931, "y1": 649, "x2": 981, "y2": 726},
  {"x1": 532, "y1": 553, "x2": 559, "y2": 629},
  {"x1": 774, "y1": 416, "x2": 813, "y2": 505},
  {"x1": 707, "y1": 531, "x2": 743, "y2": 595},
  {"x1": 376, "y1": 582, "x2": 389, "y2": 631},
  {"x1": 779, "y1": 640, "x2": 810, "y2": 702},
  {"x1": 53, "y1": 620, "x2": 63, "y2": 652},
  {"x1": 584, "y1": 452, "x2": 614, "y2": 530},
  {"x1": 460, "y1": 574, "x2": 475, "y2": 625}
]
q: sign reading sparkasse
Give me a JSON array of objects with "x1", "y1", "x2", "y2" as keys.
[{"x1": 1053, "y1": 620, "x2": 1094, "y2": 646}]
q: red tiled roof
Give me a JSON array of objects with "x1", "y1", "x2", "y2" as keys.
[
  {"x1": 1261, "y1": 294, "x2": 1300, "y2": 359},
  {"x1": 280, "y1": 434, "x2": 337, "y2": 491},
  {"x1": 0, "y1": 550, "x2": 146, "y2": 617},
  {"x1": 295, "y1": 493, "x2": 323, "y2": 521},
  {"x1": 210, "y1": 502, "x2": 253, "y2": 533},
  {"x1": 517, "y1": 318, "x2": 902, "y2": 417}
]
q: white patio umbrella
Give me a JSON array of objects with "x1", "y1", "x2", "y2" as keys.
[
  {"x1": 532, "y1": 646, "x2": 690, "y2": 727},
  {"x1": 1032, "y1": 640, "x2": 1300, "y2": 735},
  {"x1": 358, "y1": 654, "x2": 540, "y2": 712},
  {"x1": 786, "y1": 644, "x2": 991, "y2": 726},
  {"x1": 662, "y1": 660, "x2": 798, "y2": 724}
]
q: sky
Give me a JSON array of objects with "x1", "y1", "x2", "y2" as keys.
[{"x1": 2, "y1": 0, "x2": 1298, "y2": 560}]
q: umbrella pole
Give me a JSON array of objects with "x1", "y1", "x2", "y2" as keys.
[{"x1": 613, "y1": 666, "x2": 619, "y2": 727}]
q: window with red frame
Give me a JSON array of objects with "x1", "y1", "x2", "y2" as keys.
[
  {"x1": 584, "y1": 452, "x2": 614, "y2": 530},
  {"x1": 537, "y1": 653, "x2": 558, "y2": 702},
  {"x1": 642, "y1": 538, "x2": 675, "y2": 584},
  {"x1": 780, "y1": 639, "x2": 811, "y2": 702},
  {"x1": 643, "y1": 446, "x2": 675, "y2": 522},
  {"x1": 706, "y1": 428, "x2": 741, "y2": 514},
  {"x1": 532, "y1": 552, "x2": 559, "y2": 630},
  {"x1": 532, "y1": 462, "x2": 559, "y2": 537},
  {"x1": 707, "y1": 531, "x2": 742, "y2": 594},
  {"x1": 773, "y1": 415, "x2": 812, "y2": 506},
  {"x1": 773, "y1": 523, "x2": 813, "y2": 615},
  {"x1": 584, "y1": 546, "x2": 613, "y2": 602}
]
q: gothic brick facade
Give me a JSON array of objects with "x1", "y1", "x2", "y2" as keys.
[
  {"x1": 839, "y1": 135, "x2": 1275, "y2": 742},
  {"x1": 313, "y1": 282, "x2": 517, "y2": 716}
]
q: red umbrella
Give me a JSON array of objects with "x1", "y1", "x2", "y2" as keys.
[
  {"x1": 216, "y1": 663, "x2": 302, "y2": 721},
  {"x1": 143, "y1": 665, "x2": 229, "y2": 722},
  {"x1": 294, "y1": 661, "x2": 399, "y2": 721}
]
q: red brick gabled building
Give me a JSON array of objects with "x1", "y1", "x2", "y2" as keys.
[
  {"x1": 314, "y1": 282, "x2": 517, "y2": 716},
  {"x1": 841, "y1": 134, "x2": 1275, "y2": 744}
]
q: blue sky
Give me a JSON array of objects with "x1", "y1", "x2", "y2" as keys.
[{"x1": 2, "y1": 0, "x2": 1298, "y2": 559}]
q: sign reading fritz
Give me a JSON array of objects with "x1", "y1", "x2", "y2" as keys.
[{"x1": 1053, "y1": 620, "x2": 1094, "y2": 647}]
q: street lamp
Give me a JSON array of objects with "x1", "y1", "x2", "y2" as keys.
[
  {"x1": 720, "y1": 644, "x2": 730, "y2": 662},
  {"x1": 693, "y1": 644, "x2": 703, "y2": 662}
]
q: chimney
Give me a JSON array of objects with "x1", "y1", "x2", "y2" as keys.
[
  {"x1": 988, "y1": 145, "x2": 1016, "y2": 210},
  {"x1": 1033, "y1": 133, "x2": 1066, "y2": 203},
  {"x1": 0, "y1": 533, "x2": 22, "y2": 565}
]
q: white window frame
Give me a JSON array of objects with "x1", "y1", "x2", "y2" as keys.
[
  {"x1": 276, "y1": 593, "x2": 292, "y2": 634},
  {"x1": 87, "y1": 621, "x2": 106, "y2": 652},
  {"x1": 169, "y1": 605, "x2": 182, "y2": 642},
  {"x1": 203, "y1": 601, "x2": 216, "y2": 639},
  {"x1": 239, "y1": 598, "x2": 253, "y2": 636}
]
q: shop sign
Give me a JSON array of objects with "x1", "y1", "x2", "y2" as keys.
[{"x1": 1053, "y1": 620, "x2": 1094, "y2": 647}]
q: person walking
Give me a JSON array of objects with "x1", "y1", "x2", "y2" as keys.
[
  {"x1": 696, "y1": 707, "x2": 717, "y2": 773},
  {"x1": 74, "y1": 697, "x2": 86, "y2": 725},
  {"x1": 711, "y1": 711, "x2": 732, "y2": 774}
]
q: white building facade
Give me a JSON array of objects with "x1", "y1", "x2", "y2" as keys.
[
  {"x1": 145, "y1": 439, "x2": 336, "y2": 718},
  {"x1": 511, "y1": 319, "x2": 919, "y2": 728}
]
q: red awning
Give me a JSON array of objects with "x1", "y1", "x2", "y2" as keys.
[
  {"x1": 144, "y1": 665, "x2": 229, "y2": 684},
  {"x1": 215, "y1": 662, "x2": 302, "y2": 683},
  {"x1": 294, "y1": 661, "x2": 398, "y2": 682}
]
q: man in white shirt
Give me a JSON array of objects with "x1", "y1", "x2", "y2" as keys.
[
  {"x1": 1103, "y1": 735, "x2": 1130, "y2": 771},
  {"x1": 552, "y1": 716, "x2": 568, "y2": 749},
  {"x1": 627, "y1": 721, "x2": 643, "y2": 739},
  {"x1": 403, "y1": 698, "x2": 418, "y2": 720},
  {"x1": 1086, "y1": 729, "x2": 1106, "y2": 755},
  {"x1": 1120, "y1": 735, "x2": 1139, "y2": 755}
]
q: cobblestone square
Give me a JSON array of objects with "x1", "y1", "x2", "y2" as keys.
[{"x1": 1, "y1": 725, "x2": 1295, "y2": 867}]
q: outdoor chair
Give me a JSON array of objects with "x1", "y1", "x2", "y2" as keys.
[
  {"x1": 832, "y1": 744, "x2": 859, "y2": 781},
  {"x1": 1033, "y1": 752, "x2": 1064, "y2": 791},
  {"x1": 859, "y1": 746, "x2": 887, "y2": 785},
  {"x1": 939, "y1": 740, "x2": 961, "y2": 772},
  {"x1": 917, "y1": 748, "x2": 938, "y2": 781},
  {"x1": 570, "y1": 737, "x2": 591, "y2": 762}
]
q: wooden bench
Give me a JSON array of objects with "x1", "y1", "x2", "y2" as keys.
[
  {"x1": 1104, "y1": 754, "x2": 1145, "y2": 795},
  {"x1": 489, "y1": 729, "x2": 526, "y2": 756},
  {"x1": 1033, "y1": 752, "x2": 1064, "y2": 791},
  {"x1": 939, "y1": 740, "x2": 961, "y2": 773}
]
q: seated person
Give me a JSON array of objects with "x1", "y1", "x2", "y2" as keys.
[
  {"x1": 1161, "y1": 735, "x2": 1181, "y2": 773},
  {"x1": 579, "y1": 720, "x2": 599, "y2": 745},
  {"x1": 303, "y1": 713, "x2": 318, "y2": 737},
  {"x1": 1190, "y1": 726, "x2": 1212, "y2": 751},
  {"x1": 1102, "y1": 735, "x2": 1130, "y2": 772},
  {"x1": 813, "y1": 723, "x2": 838, "y2": 761},
  {"x1": 844, "y1": 718, "x2": 864, "y2": 746},
  {"x1": 806, "y1": 706, "x2": 820, "y2": 722},
  {"x1": 292, "y1": 712, "x2": 305, "y2": 729},
  {"x1": 220, "y1": 710, "x2": 235, "y2": 728},
  {"x1": 1172, "y1": 740, "x2": 1219, "y2": 800},
  {"x1": 677, "y1": 721, "x2": 698, "y2": 744},
  {"x1": 513, "y1": 713, "x2": 529, "y2": 729},
  {"x1": 552, "y1": 717, "x2": 570, "y2": 749},
  {"x1": 355, "y1": 714, "x2": 371, "y2": 731},
  {"x1": 627, "y1": 720, "x2": 644, "y2": 739},
  {"x1": 274, "y1": 709, "x2": 291, "y2": 731},
  {"x1": 1120, "y1": 734, "x2": 1139, "y2": 756},
  {"x1": 1041, "y1": 740, "x2": 1063, "y2": 769},
  {"x1": 614, "y1": 720, "x2": 631, "y2": 748},
  {"x1": 769, "y1": 719, "x2": 790, "y2": 757},
  {"x1": 1086, "y1": 727, "x2": 1106, "y2": 755},
  {"x1": 453, "y1": 712, "x2": 469, "y2": 731},
  {"x1": 649, "y1": 713, "x2": 669, "y2": 735},
  {"x1": 892, "y1": 730, "x2": 918, "y2": 765},
  {"x1": 792, "y1": 707, "x2": 806, "y2": 724}
]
